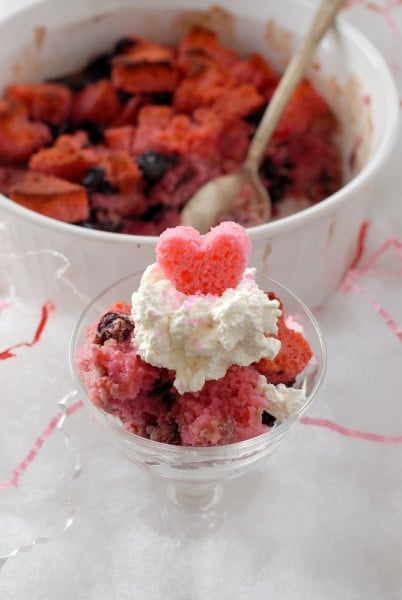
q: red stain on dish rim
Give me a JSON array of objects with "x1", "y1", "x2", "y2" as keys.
[
  {"x1": 259, "y1": 241, "x2": 272, "y2": 277},
  {"x1": 0, "y1": 300, "x2": 55, "y2": 360},
  {"x1": 350, "y1": 220, "x2": 370, "y2": 269},
  {"x1": 348, "y1": 135, "x2": 362, "y2": 173},
  {"x1": 326, "y1": 215, "x2": 337, "y2": 247},
  {"x1": 34, "y1": 26, "x2": 47, "y2": 51}
]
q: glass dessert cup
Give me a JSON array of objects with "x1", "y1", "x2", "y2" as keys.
[{"x1": 69, "y1": 272, "x2": 326, "y2": 535}]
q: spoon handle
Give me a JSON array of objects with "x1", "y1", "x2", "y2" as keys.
[{"x1": 244, "y1": 0, "x2": 345, "y2": 173}]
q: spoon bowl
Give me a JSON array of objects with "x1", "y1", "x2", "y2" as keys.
[
  {"x1": 181, "y1": 0, "x2": 345, "y2": 233},
  {"x1": 180, "y1": 168, "x2": 270, "y2": 235}
]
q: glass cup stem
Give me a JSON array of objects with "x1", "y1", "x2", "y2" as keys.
[{"x1": 162, "y1": 480, "x2": 225, "y2": 535}]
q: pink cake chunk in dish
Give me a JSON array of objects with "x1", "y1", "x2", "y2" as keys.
[
  {"x1": 0, "y1": 26, "x2": 342, "y2": 233},
  {"x1": 172, "y1": 365, "x2": 270, "y2": 446}
]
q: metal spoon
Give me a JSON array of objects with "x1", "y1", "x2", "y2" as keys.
[{"x1": 181, "y1": 0, "x2": 345, "y2": 233}]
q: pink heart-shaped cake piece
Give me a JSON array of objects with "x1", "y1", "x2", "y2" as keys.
[{"x1": 156, "y1": 221, "x2": 251, "y2": 295}]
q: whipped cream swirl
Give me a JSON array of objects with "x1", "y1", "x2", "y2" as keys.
[{"x1": 131, "y1": 264, "x2": 281, "y2": 394}]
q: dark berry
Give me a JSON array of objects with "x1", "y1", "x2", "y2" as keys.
[
  {"x1": 268, "y1": 176, "x2": 291, "y2": 203},
  {"x1": 140, "y1": 203, "x2": 168, "y2": 222},
  {"x1": 319, "y1": 169, "x2": 332, "y2": 183},
  {"x1": 117, "y1": 90, "x2": 132, "y2": 105},
  {"x1": 82, "y1": 167, "x2": 118, "y2": 194},
  {"x1": 96, "y1": 217, "x2": 123, "y2": 233},
  {"x1": 244, "y1": 103, "x2": 267, "y2": 126},
  {"x1": 95, "y1": 311, "x2": 134, "y2": 344},
  {"x1": 114, "y1": 37, "x2": 138, "y2": 54},
  {"x1": 49, "y1": 121, "x2": 72, "y2": 140},
  {"x1": 77, "y1": 120, "x2": 104, "y2": 144},
  {"x1": 136, "y1": 150, "x2": 178, "y2": 183},
  {"x1": 46, "y1": 74, "x2": 88, "y2": 91},
  {"x1": 91, "y1": 208, "x2": 123, "y2": 232},
  {"x1": 282, "y1": 158, "x2": 295, "y2": 170},
  {"x1": 151, "y1": 91, "x2": 173, "y2": 105},
  {"x1": 317, "y1": 168, "x2": 336, "y2": 195},
  {"x1": 260, "y1": 157, "x2": 291, "y2": 204},
  {"x1": 260, "y1": 156, "x2": 279, "y2": 180},
  {"x1": 149, "y1": 376, "x2": 177, "y2": 409},
  {"x1": 82, "y1": 53, "x2": 113, "y2": 81},
  {"x1": 261, "y1": 411, "x2": 277, "y2": 427}
]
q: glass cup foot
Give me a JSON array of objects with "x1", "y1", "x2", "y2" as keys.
[{"x1": 160, "y1": 481, "x2": 225, "y2": 537}]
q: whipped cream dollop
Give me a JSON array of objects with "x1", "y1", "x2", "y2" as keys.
[
  {"x1": 131, "y1": 264, "x2": 282, "y2": 394},
  {"x1": 257, "y1": 377, "x2": 306, "y2": 421}
]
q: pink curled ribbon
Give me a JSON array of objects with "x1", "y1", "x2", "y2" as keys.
[
  {"x1": 0, "y1": 400, "x2": 83, "y2": 491},
  {"x1": 0, "y1": 390, "x2": 83, "y2": 571},
  {"x1": 301, "y1": 417, "x2": 402, "y2": 444},
  {"x1": 308, "y1": 233, "x2": 402, "y2": 445},
  {"x1": 0, "y1": 300, "x2": 55, "y2": 360},
  {"x1": 342, "y1": 235, "x2": 402, "y2": 343}
]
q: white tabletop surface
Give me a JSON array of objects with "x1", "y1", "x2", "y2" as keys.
[{"x1": 1, "y1": 1, "x2": 402, "y2": 599}]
